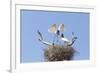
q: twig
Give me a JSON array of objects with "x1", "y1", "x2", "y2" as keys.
[
  {"x1": 38, "y1": 39, "x2": 52, "y2": 46},
  {"x1": 37, "y1": 30, "x2": 53, "y2": 46},
  {"x1": 68, "y1": 36, "x2": 77, "y2": 46}
]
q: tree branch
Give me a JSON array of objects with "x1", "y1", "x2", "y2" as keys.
[
  {"x1": 68, "y1": 37, "x2": 77, "y2": 46},
  {"x1": 38, "y1": 39, "x2": 52, "y2": 46}
]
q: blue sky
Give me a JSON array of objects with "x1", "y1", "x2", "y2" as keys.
[{"x1": 20, "y1": 10, "x2": 90, "y2": 63}]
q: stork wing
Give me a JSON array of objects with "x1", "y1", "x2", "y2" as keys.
[
  {"x1": 39, "y1": 39, "x2": 52, "y2": 46},
  {"x1": 48, "y1": 24, "x2": 57, "y2": 33},
  {"x1": 58, "y1": 24, "x2": 64, "y2": 31}
]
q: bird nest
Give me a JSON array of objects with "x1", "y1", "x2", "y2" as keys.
[{"x1": 44, "y1": 45, "x2": 75, "y2": 61}]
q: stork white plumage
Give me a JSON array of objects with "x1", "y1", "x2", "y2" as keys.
[
  {"x1": 48, "y1": 24, "x2": 65, "y2": 44},
  {"x1": 60, "y1": 33, "x2": 70, "y2": 46},
  {"x1": 58, "y1": 24, "x2": 64, "y2": 32},
  {"x1": 48, "y1": 24, "x2": 64, "y2": 35},
  {"x1": 48, "y1": 24, "x2": 57, "y2": 34},
  {"x1": 37, "y1": 24, "x2": 77, "y2": 47},
  {"x1": 60, "y1": 37, "x2": 69, "y2": 42}
]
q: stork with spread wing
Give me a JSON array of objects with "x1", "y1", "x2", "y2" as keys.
[
  {"x1": 48, "y1": 24, "x2": 64, "y2": 45},
  {"x1": 37, "y1": 24, "x2": 77, "y2": 47}
]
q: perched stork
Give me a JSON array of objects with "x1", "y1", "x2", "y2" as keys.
[{"x1": 48, "y1": 24, "x2": 64, "y2": 44}]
